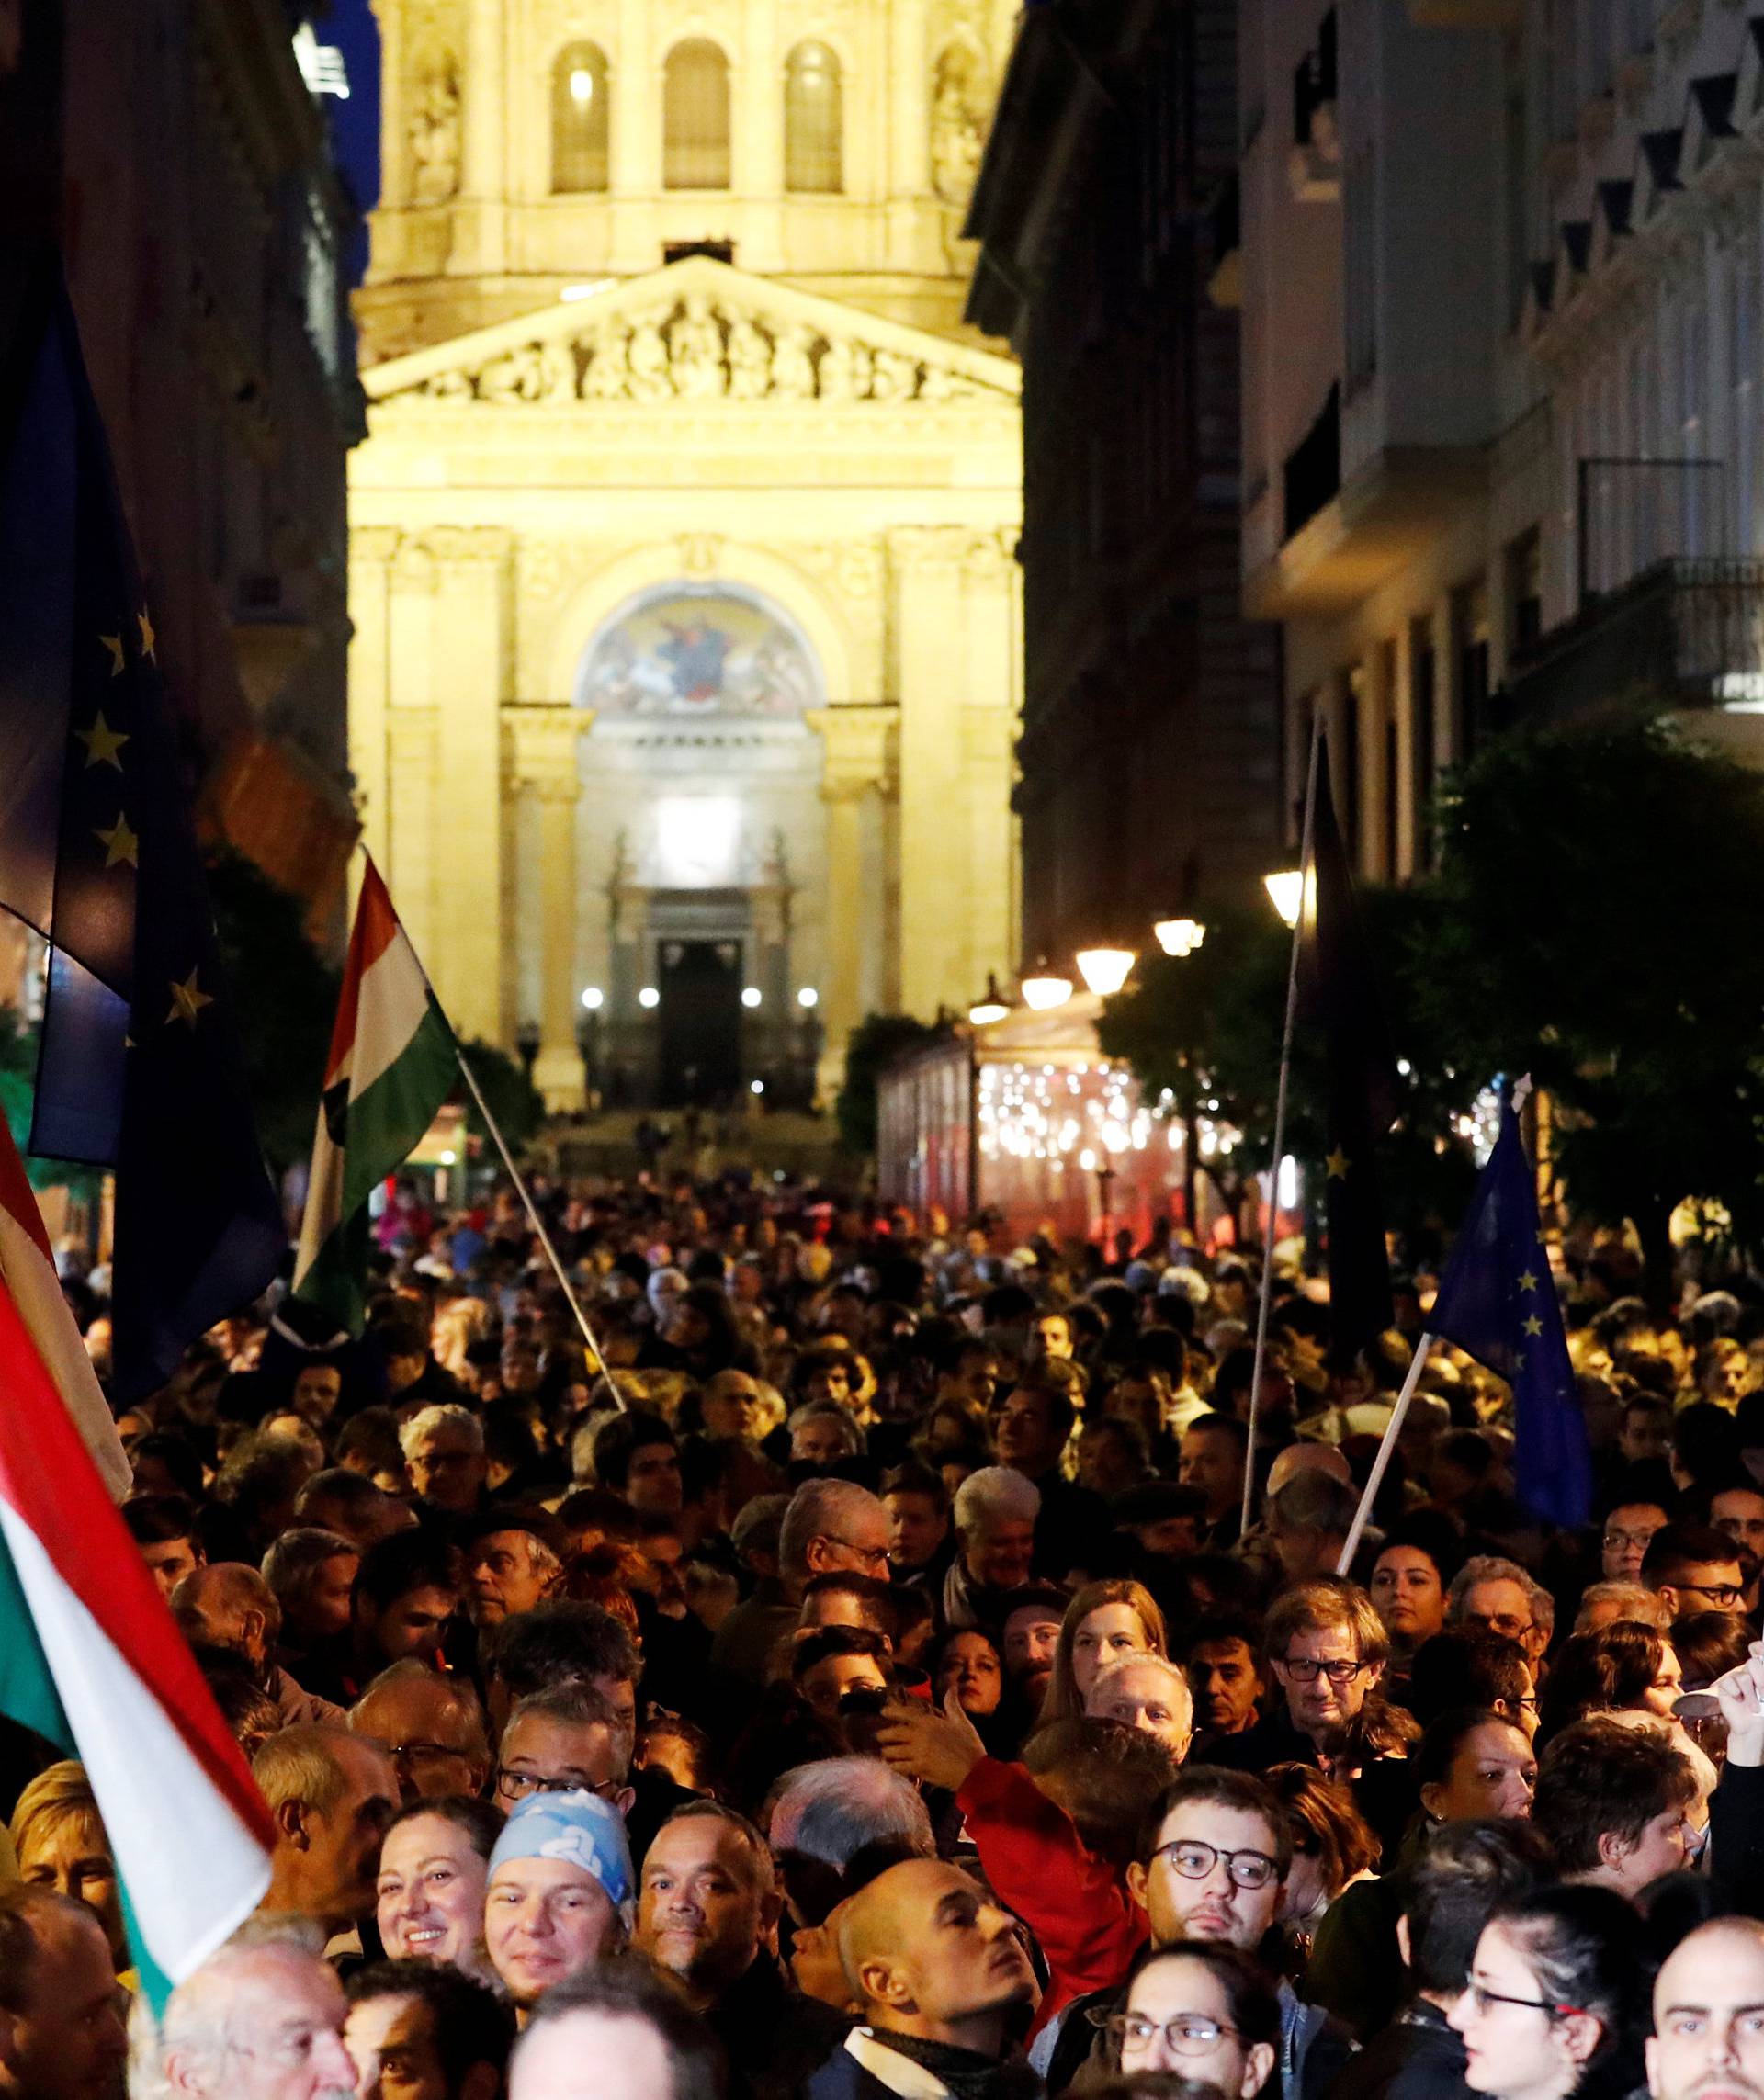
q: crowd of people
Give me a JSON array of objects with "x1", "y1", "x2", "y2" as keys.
[{"x1": 13, "y1": 1170, "x2": 1764, "y2": 2100}]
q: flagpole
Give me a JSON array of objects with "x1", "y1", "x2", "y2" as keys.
[
  {"x1": 451, "y1": 1046, "x2": 627, "y2": 1416},
  {"x1": 1242, "y1": 706, "x2": 1325, "y2": 1537},
  {"x1": 1336, "y1": 1330, "x2": 1434, "y2": 1574}
]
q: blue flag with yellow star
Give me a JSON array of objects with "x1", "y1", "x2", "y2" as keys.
[
  {"x1": 0, "y1": 265, "x2": 282, "y2": 1403},
  {"x1": 1428, "y1": 1095, "x2": 1591, "y2": 1527}
]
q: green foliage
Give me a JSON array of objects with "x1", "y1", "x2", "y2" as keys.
[
  {"x1": 1419, "y1": 717, "x2": 1764, "y2": 1295},
  {"x1": 837, "y1": 1012, "x2": 951, "y2": 1156},
  {"x1": 1098, "y1": 894, "x2": 1478, "y2": 1238},
  {"x1": 206, "y1": 847, "x2": 342, "y2": 1173},
  {"x1": 1102, "y1": 718, "x2": 1764, "y2": 1300},
  {"x1": 458, "y1": 1037, "x2": 545, "y2": 1154}
]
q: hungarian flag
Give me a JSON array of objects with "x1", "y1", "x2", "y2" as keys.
[
  {"x1": 0, "y1": 1134, "x2": 271, "y2": 2007},
  {"x1": 0, "y1": 1122, "x2": 130, "y2": 1500},
  {"x1": 292, "y1": 857, "x2": 458, "y2": 1335}
]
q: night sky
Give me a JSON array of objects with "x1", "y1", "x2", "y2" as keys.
[{"x1": 325, "y1": 0, "x2": 381, "y2": 263}]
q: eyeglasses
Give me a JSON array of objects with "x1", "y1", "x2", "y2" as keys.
[
  {"x1": 1603, "y1": 1529, "x2": 1660, "y2": 1551},
  {"x1": 387, "y1": 1739, "x2": 471, "y2": 1770},
  {"x1": 1678, "y1": 1581, "x2": 1745, "y2": 1609},
  {"x1": 1277, "y1": 1655, "x2": 1367, "y2": 1686},
  {"x1": 495, "y1": 1768, "x2": 622, "y2": 1804},
  {"x1": 830, "y1": 1540, "x2": 891, "y2": 1574},
  {"x1": 1461, "y1": 1983, "x2": 1586, "y2": 2023},
  {"x1": 1151, "y1": 1839, "x2": 1280, "y2": 1891},
  {"x1": 1094, "y1": 2011, "x2": 1242, "y2": 2055},
  {"x1": 1464, "y1": 1613, "x2": 1534, "y2": 1641}
]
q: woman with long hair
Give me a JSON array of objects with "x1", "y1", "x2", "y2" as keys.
[
  {"x1": 1448, "y1": 1885, "x2": 1645, "y2": 2100},
  {"x1": 1537, "y1": 1621, "x2": 1682, "y2": 1743},
  {"x1": 1265, "y1": 1762, "x2": 1381, "y2": 1961},
  {"x1": 1040, "y1": 1578, "x2": 1169, "y2": 1727}
]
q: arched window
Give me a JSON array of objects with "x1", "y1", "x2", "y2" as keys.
[
  {"x1": 551, "y1": 42, "x2": 610, "y2": 192},
  {"x1": 784, "y1": 41, "x2": 842, "y2": 193},
  {"x1": 663, "y1": 39, "x2": 731, "y2": 189}
]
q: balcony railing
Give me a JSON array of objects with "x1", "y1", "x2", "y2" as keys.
[{"x1": 1505, "y1": 559, "x2": 1764, "y2": 723}]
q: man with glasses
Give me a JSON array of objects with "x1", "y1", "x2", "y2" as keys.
[
  {"x1": 1643, "y1": 1522, "x2": 1749, "y2": 1624},
  {"x1": 1046, "y1": 1768, "x2": 1348, "y2": 2100},
  {"x1": 1206, "y1": 1579, "x2": 1389, "y2": 1779},
  {"x1": 494, "y1": 1683, "x2": 635, "y2": 1820},
  {"x1": 349, "y1": 1658, "x2": 492, "y2": 1801},
  {"x1": 1600, "y1": 1500, "x2": 1669, "y2": 1584},
  {"x1": 1444, "y1": 1557, "x2": 1554, "y2": 1672}
]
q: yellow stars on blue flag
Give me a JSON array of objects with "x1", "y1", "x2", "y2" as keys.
[
  {"x1": 165, "y1": 970, "x2": 212, "y2": 1028},
  {"x1": 99, "y1": 632, "x2": 125, "y2": 677},
  {"x1": 93, "y1": 815, "x2": 138, "y2": 869},
  {"x1": 77, "y1": 710, "x2": 129, "y2": 769},
  {"x1": 137, "y1": 606, "x2": 155, "y2": 661},
  {"x1": 1325, "y1": 1146, "x2": 1351, "y2": 1180}
]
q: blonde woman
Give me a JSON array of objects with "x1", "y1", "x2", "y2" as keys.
[{"x1": 9, "y1": 1761, "x2": 130, "y2": 1979}]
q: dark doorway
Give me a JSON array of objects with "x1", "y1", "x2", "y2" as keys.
[{"x1": 658, "y1": 940, "x2": 742, "y2": 1105}]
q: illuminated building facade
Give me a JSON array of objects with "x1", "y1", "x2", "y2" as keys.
[{"x1": 350, "y1": 0, "x2": 1025, "y2": 1109}]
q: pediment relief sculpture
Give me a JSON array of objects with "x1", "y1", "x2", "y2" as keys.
[{"x1": 385, "y1": 288, "x2": 1008, "y2": 407}]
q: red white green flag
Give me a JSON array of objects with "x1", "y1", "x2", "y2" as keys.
[
  {"x1": 0, "y1": 1120, "x2": 271, "y2": 2008},
  {"x1": 291, "y1": 856, "x2": 458, "y2": 1334}
]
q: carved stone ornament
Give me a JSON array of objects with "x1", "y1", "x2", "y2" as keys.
[
  {"x1": 409, "y1": 60, "x2": 462, "y2": 206},
  {"x1": 396, "y1": 290, "x2": 1000, "y2": 408}
]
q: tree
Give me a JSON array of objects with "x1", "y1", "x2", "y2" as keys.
[
  {"x1": 1416, "y1": 717, "x2": 1764, "y2": 1306},
  {"x1": 836, "y1": 1012, "x2": 950, "y2": 1157}
]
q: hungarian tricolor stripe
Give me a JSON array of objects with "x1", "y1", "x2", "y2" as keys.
[
  {"x1": 292, "y1": 855, "x2": 458, "y2": 1334},
  {"x1": 0, "y1": 1119, "x2": 130, "y2": 1499},
  {"x1": 0, "y1": 1141, "x2": 271, "y2": 2009}
]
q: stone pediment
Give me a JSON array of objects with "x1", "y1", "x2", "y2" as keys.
[{"x1": 364, "y1": 255, "x2": 1020, "y2": 411}]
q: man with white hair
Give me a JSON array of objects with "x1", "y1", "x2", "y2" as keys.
[
  {"x1": 1086, "y1": 1653, "x2": 1194, "y2": 1760},
  {"x1": 400, "y1": 1405, "x2": 489, "y2": 1519},
  {"x1": 1444, "y1": 1553, "x2": 1554, "y2": 1669},
  {"x1": 254, "y1": 1723, "x2": 400, "y2": 1938},
  {"x1": 129, "y1": 1915, "x2": 355, "y2": 2100},
  {"x1": 942, "y1": 1466, "x2": 1040, "y2": 1631}
]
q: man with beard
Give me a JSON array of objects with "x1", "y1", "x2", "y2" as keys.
[
  {"x1": 805, "y1": 1859, "x2": 1037, "y2": 2100},
  {"x1": 1646, "y1": 1917, "x2": 1764, "y2": 2100},
  {"x1": 636, "y1": 1803, "x2": 848, "y2": 2099},
  {"x1": 998, "y1": 1586, "x2": 1071, "y2": 1730},
  {"x1": 0, "y1": 1889, "x2": 128, "y2": 2100}
]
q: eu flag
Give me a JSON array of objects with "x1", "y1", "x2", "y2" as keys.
[
  {"x1": 1302, "y1": 735, "x2": 1397, "y2": 1367},
  {"x1": 0, "y1": 264, "x2": 283, "y2": 1403},
  {"x1": 1428, "y1": 1095, "x2": 1591, "y2": 1527}
]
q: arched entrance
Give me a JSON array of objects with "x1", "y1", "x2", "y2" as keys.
[{"x1": 573, "y1": 581, "x2": 828, "y2": 1110}]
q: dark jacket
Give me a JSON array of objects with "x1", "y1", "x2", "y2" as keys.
[
  {"x1": 1325, "y1": 1998, "x2": 1466, "y2": 2100},
  {"x1": 713, "y1": 1951, "x2": 852, "y2": 2100}
]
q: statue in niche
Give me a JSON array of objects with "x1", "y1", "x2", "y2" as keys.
[
  {"x1": 726, "y1": 315, "x2": 772, "y2": 399},
  {"x1": 670, "y1": 294, "x2": 726, "y2": 398},
  {"x1": 930, "y1": 48, "x2": 985, "y2": 204},
  {"x1": 627, "y1": 311, "x2": 673, "y2": 401},
  {"x1": 582, "y1": 322, "x2": 630, "y2": 400},
  {"x1": 771, "y1": 322, "x2": 817, "y2": 401},
  {"x1": 409, "y1": 64, "x2": 461, "y2": 205}
]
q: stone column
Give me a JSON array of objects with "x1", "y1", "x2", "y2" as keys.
[
  {"x1": 346, "y1": 527, "x2": 401, "y2": 869},
  {"x1": 890, "y1": 526, "x2": 971, "y2": 1015},
  {"x1": 504, "y1": 705, "x2": 589, "y2": 1110},
  {"x1": 806, "y1": 704, "x2": 895, "y2": 1099}
]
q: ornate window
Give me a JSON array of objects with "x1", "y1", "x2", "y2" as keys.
[
  {"x1": 551, "y1": 42, "x2": 610, "y2": 192},
  {"x1": 784, "y1": 41, "x2": 842, "y2": 193},
  {"x1": 663, "y1": 40, "x2": 731, "y2": 189}
]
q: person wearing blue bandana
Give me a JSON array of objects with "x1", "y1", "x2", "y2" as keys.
[{"x1": 484, "y1": 1790, "x2": 635, "y2": 2017}]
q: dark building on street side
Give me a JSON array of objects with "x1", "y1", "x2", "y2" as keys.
[
  {"x1": 0, "y1": 0, "x2": 363, "y2": 957},
  {"x1": 965, "y1": 0, "x2": 1280, "y2": 968}
]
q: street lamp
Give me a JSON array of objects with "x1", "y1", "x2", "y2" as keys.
[
  {"x1": 967, "y1": 972, "x2": 1010, "y2": 1026},
  {"x1": 1264, "y1": 869, "x2": 1306, "y2": 928},
  {"x1": 1076, "y1": 947, "x2": 1136, "y2": 997},
  {"x1": 1154, "y1": 917, "x2": 1207, "y2": 957},
  {"x1": 741, "y1": 987, "x2": 763, "y2": 1009},
  {"x1": 638, "y1": 986, "x2": 660, "y2": 1010},
  {"x1": 1019, "y1": 961, "x2": 1072, "y2": 1010}
]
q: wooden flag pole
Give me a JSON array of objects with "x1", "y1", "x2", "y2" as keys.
[
  {"x1": 452, "y1": 1046, "x2": 627, "y2": 1415},
  {"x1": 1241, "y1": 706, "x2": 1325, "y2": 1538},
  {"x1": 1243, "y1": 714, "x2": 1327, "y2": 1537},
  {"x1": 1336, "y1": 1331, "x2": 1435, "y2": 1573}
]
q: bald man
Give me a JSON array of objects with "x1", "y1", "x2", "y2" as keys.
[
  {"x1": 805, "y1": 1860, "x2": 1035, "y2": 2100},
  {"x1": 1647, "y1": 1916, "x2": 1764, "y2": 2100}
]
